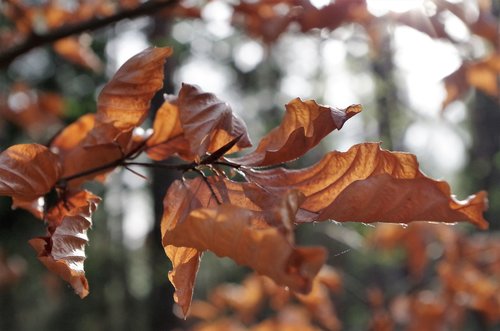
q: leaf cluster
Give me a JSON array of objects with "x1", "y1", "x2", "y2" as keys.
[{"x1": 0, "y1": 47, "x2": 489, "y2": 317}]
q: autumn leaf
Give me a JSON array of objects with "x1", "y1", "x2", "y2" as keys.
[
  {"x1": 29, "y1": 190, "x2": 100, "y2": 298},
  {"x1": 243, "y1": 143, "x2": 488, "y2": 229},
  {"x1": 161, "y1": 179, "x2": 206, "y2": 316},
  {"x1": 146, "y1": 100, "x2": 188, "y2": 160},
  {"x1": 232, "y1": 99, "x2": 361, "y2": 166},
  {"x1": 163, "y1": 193, "x2": 327, "y2": 294},
  {"x1": 0, "y1": 83, "x2": 64, "y2": 138},
  {"x1": 96, "y1": 47, "x2": 172, "y2": 130},
  {"x1": 146, "y1": 84, "x2": 252, "y2": 161},
  {"x1": 50, "y1": 113, "x2": 96, "y2": 153},
  {"x1": 53, "y1": 36, "x2": 103, "y2": 72},
  {"x1": 0, "y1": 144, "x2": 61, "y2": 201}
]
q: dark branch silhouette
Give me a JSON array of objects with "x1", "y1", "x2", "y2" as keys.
[{"x1": 0, "y1": 0, "x2": 178, "y2": 68}]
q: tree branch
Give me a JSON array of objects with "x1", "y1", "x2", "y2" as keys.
[{"x1": 0, "y1": 0, "x2": 179, "y2": 68}]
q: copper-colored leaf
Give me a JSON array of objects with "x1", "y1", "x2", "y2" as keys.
[
  {"x1": 176, "y1": 84, "x2": 251, "y2": 158},
  {"x1": 0, "y1": 144, "x2": 61, "y2": 200},
  {"x1": 318, "y1": 174, "x2": 488, "y2": 229},
  {"x1": 29, "y1": 190, "x2": 100, "y2": 298},
  {"x1": 466, "y1": 54, "x2": 500, "y2": 97},
  {"x1": 147, "y1": 84, "x2": 252, "y2": 161},
  {"x1": 161, "y1": 179, "x2": 206, "y2": 316},
  {"x1": 53, "y1": 36, "x2": 102, "y2": 72},
  {"x1": 0, "y1": 83, "x2": 64, "y2": 138},
  {"x1": 209, "y1": 274, "x2": 264, "y2": 323},
  {"x1": 145, "y1": 99, "x2": 191, "y2": 160},
  {"x1": 50, "y1": 113, "x2": 96, "y2": 154},
  {"x1": 96, "y1": 47, "x2": 172, "y2": 130},
  {"x1": 295, "y1": 266, "x2": 342, "y2": 331},
  {"x1": 244, "y1": 143, "x2": 488, "y2": 229},
  {"x1": 163, "y1": 202, "x2": 327, "y2": 294},
  {"x1": 232, "y1": 99, "x2": 361, "y2": 166}
]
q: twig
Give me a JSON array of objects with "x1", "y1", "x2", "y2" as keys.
[{"x1": 0, "y1": 0, "x2": 179, "y2": 68}]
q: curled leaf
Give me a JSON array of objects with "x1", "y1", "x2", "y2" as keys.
[
  {"x1": 164, "y1": 202, "x2": 326, "y2": 294},
  {"x1": 0, "y1": 144, "x2": 61, "y2": 200},
  {"x1": 96, "y1": 47, "x2": 172, "y2": 130},
  {"x1": 29, "y1": 190, "x2": 100, "y2": 298},
  {"x1": 147, "y1": 84, "x2": 252, "y2": 161},
  {"x1": 244, "y1": 143, "x2": 488, "y2": 229},
  {"x1": 145, "y1": 99, "x2": 190, "y2": 160},
  {"x1": 232, "y1": 98, "x2": 361, "y2": 166},
  {"x1": 161, "y1": 179, "x2": 206, "y2": 316}
]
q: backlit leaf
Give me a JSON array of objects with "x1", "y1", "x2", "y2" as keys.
[
  {"x1": 145, "y1": 99, "x2": 191, "y2": 161},
  {"x1": 176, "y1": 84, "x2": 251, "y2": 159},
  {"x1": 29, "y1": 190, "x2": 100, "y2": 298},
  {"x1": 50, "y1": 113, "x2": 96, "y2": 154},
  {"x1": 96, "y1": 47, "x2": 172, "y2": 130},
  {"x1": 161, "y1": 179, "x2": 207, "y2": 316},
  {"x1": 232, "y1": 99, "x2": 361, "y2": 166},
  {"x1": 163, "y1": 201, "x2": 327, "y2": 294},
  {"x1": 244, "y1": 143, "x2": 488, "y2": 229},
  {"x1": 146, "y1": 84, "x2": 252, "y2": 161},
  {"x1": 53, "y1": 36, "x2": 103, "y2": 72},
  {"x1": 0, "y1": 144, "x2": 61, "y2": 200}
]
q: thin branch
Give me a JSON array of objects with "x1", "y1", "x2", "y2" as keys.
[
  {"x1": 0, "y1": 0, "x2": 179, "y2": 68},
  {"x1": 193, "y1": 168, "x2": 222, "y2": 205}
]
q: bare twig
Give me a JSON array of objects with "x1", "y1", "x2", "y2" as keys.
[{"x1": 0, "y1": 0, "x2": 178, "y2": 68}]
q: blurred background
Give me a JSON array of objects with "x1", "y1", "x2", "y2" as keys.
[{"x1": 0, "y1": 0, "x2": 499, "y2": 330}]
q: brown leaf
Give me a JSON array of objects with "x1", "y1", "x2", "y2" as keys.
[
  {"x1": 244, "y1": 143, "x2": 488, "y2": 229},
  {"x1": 177, "y1": 84, "x2": 251, "y2": 158},
  {"x1": 295, "y1": 266, "x2": 343, "y2": 331},
  {"x1": 466, "y1": 54, "x2": 500, "y2": 97},
  {"x1": 96, "y1": 47, "x2": 172, "y2": 130},
  {"x1": 161, "y1": 179, "x2": 207, "y2": 316},
  {"x1": 50, "y1": 113, "x2": 96, "y2": 154},
  {"x1": 232, "y1": 99, "x2": 361, "y2": 166},
  {"x1": 145, "y1": 99, "x2": 191, "y2": 161},
  {"x1": 163, "y1": 202, "x2": 327, "y2": 294},
  {"x1": 318, "y1": 174, "x2": 488, "y2": 229},
  {"x1": 147, "y1": 84, "x2": 252, "y2": 161},
  {"x1": 209, "y1": 274, "x2": 264, "y2": 324},
  {"x1": 231, "y1": 0, "x2": 298, "y2": 43},
  {"x1": 0, "y1": 144, "x2": 61, "y2": 200},
  {"x1": 0, "y1": 83, "x2": 64, "y2": 138},
  {"x1": 53, "y1": 36, "x2": 102, "y2": 72},
  {"x1": 29, "y1": 190, "x2": 100, "y2": 298}
]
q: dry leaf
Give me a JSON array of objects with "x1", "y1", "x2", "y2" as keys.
[
  {"x1": 29, "y1": 190, "x2": 100, "y2": 298},
  {"x1": 0, "y1": 144, "x2": 61, "y2": 200},
  {"x1": 232, "y1": 99, "x2": 361, "y2": 166}
]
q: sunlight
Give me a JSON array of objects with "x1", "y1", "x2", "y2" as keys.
[
  {"x1": 367, "y1": 0, "x2": 425, "y2": 16},
  {"x1": 310, "y1": 0, "x2": 331, "y2": 9}
]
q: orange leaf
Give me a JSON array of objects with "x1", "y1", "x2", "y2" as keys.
[
  {"x1": 96, "y1": 47, "x2": 172, "y2": 130},
  {"x1": 163, "y1": 202, "x2": 327, "y2": 294},
  {"x1": 53, "y1": 36, "x2": 103, "y2": 72},
  {"x1": 161, "y1": 179, "x2": 207, "y2": 316},
  {"x1": 146, "y1": 99, "x2": 191, "y2": 160},
  {"x1": 50, "y1": 113, "x2": 96, "y2": 154},
  {"x1": 176, "y1": 84, "x2": 251, "y2": 159},
  {"x1": 244, "y1": 143, "x2": 488, "y2": 229},
  {"x1": 147, "y1": 84, "x2": 252, "y2": 161},
  {"x1": 232, "y1": 99, "x2": 361, "y2": 166},
  {"x1": 0, "y1": 144, "x2": 61, "y2": 200},
  {"x1": 318, "y1": 174, "x2": 488, "y2": 229},
  {"x1": 29, "y1": 190, "x2": 100, "y2": 298}
]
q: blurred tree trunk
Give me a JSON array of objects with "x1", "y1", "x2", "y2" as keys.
[
  {"x1": 467, "y1": 92, "x2": 500, "y2": 231},
  {"x1": 147, "y1": 17, "x2": 180, "y2": 331},
  {"x1": 371, "y1": 22, "x2": 399, "y2": 151}
]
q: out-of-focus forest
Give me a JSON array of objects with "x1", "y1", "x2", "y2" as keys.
[{"x1": 0, "y1": 0, "x2": 499, "y2": 330}]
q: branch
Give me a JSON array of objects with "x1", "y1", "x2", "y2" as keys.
[{"x1": 0, "y1": 0, "x2": 179, "y2": 68}]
